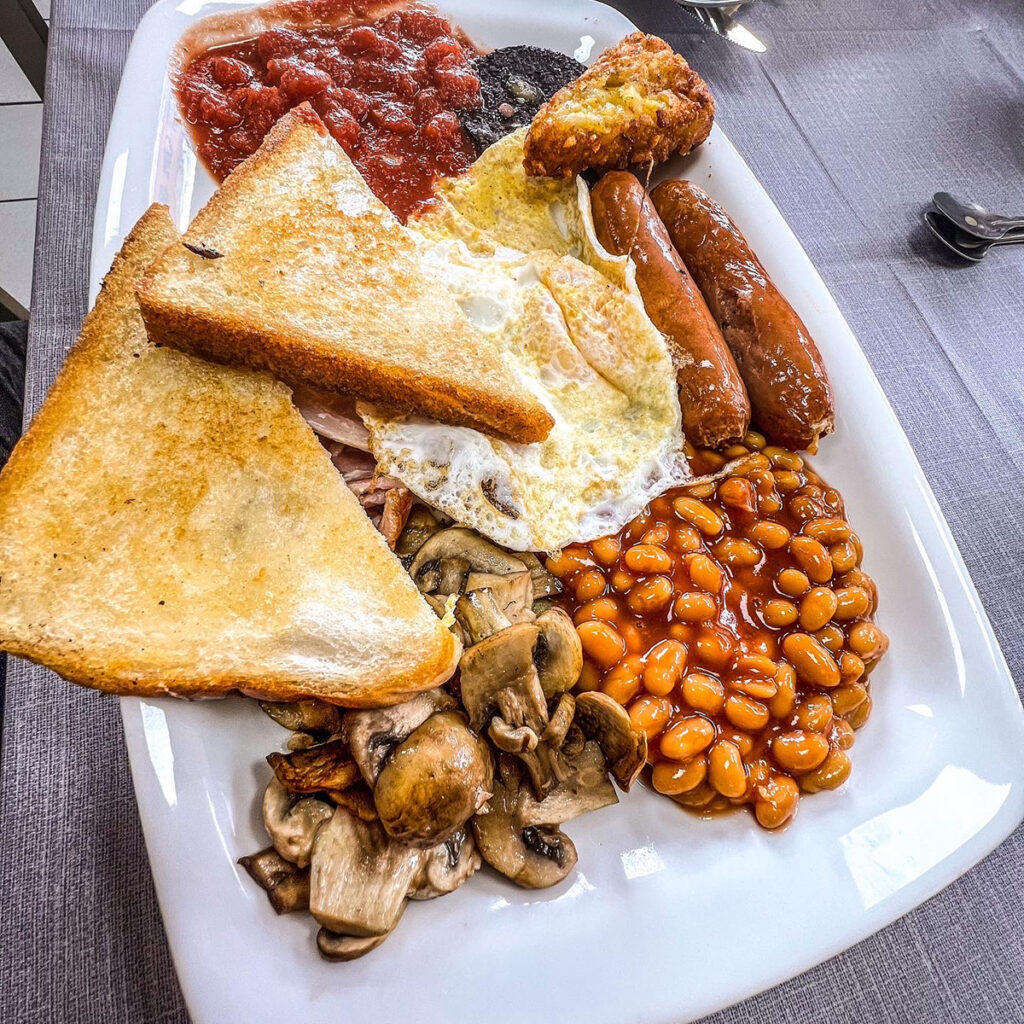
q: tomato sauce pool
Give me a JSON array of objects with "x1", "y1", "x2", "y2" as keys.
[{"x1": 177, "y1": 8, "x2": 482, "y2": 222}]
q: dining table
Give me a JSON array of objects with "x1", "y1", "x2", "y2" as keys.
[{"x1": 0, "y1": 0, "x2": 1021, "y2": 1021}]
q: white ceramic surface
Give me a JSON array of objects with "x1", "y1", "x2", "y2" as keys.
[{"x1": 90, "y1": 2, "x2": 1024, "y2": 1022}]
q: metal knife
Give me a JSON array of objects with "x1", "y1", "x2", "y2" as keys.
[{"x1": 674, "y1": 3, "x2": 767, "y2": 53}]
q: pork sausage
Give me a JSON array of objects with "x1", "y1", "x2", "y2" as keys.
[
  {"x1": 590, "y1": 172, "x2": 750, "y2": 448},
  {"x1": 651, "y1": 180, "x2": 835, "y2": 450}
]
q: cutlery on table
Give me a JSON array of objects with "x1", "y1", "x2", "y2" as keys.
[
  {"x1": 931, "y1": 192, "x2": 1024, "y2": 242},
  {"x1": 672, "y1": 1, "x2": 767, "y2": 53},
  {"x1": 923, "y1": 210, "x2": 1024, "y2": 262}
]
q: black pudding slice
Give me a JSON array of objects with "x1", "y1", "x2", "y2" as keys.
[{"x1": 460, "y1": 45, "x2": 585, "y2": 154}]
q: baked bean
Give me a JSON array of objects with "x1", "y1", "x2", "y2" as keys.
[
  {"x1": 610, "y1": 569, "x2": 635, "y2": 593},
  {"x1": 685, "y1": 553, "x2": 723, "y2": 593},
  {"x1": 743, "y1": 453, "x2": 771, "y2": 472},
  {"x1": 764, "y1": 446, "x2": 805, "y2": 471},
  {"x1": 687, "y1": 481, "x2": 718, "y2": 499},
  {"x1": 672, "y1": 496, "x2": 723, "y2": 536},
  {"x1": 673, "y1": 591, "x2": 718, "y2": 622},
  {"x1": 759, "y1": 493, "x2": 784, "y2": 514},
  {"x1": 577, "y1": 620, "x2": 626, "y2": 669},
  {"x1": 673, "y1": 781, "x2": 721, "y2": 810},
  {"x1": 643, "y1": 640, "x2": 688, "y2": 697},
  {"x1": 724, "y1": 693, "x2": 770, "y2": 731},
  {"x1": 717, "y1": 476, "x2": 757, "y2": 513},
  {"x1": 640, "y1": 523, "x2": 670, "y2": 546},
  {"x1": 833, "y1": 586, "x2": 871, "y2": 620},
  {"x1": 602, "y1": 657, "x2": 643, "y2": 704},
  {"x1": 628, "y1": 695, "x2": 672, "y2": 739},
  {"x1": 619, "y1": 621, "x2": 645, "y2": 654},
  {"x1": 768, "y1": 663, "x2": 797, "y2": 719},
  {"x1": 573, "y1": 597, "x2": 619, "y2": 624},
  {"x1": 847, "y1": 622, "x2": 888, "y2": 661},
  {"x1": 754, "y1": 774, "x2": 800, "y2": 829},
  {"x1": 732, "y1": 653, "x2": 779, "y2": 676},
  {"x1": 789, "y1": 536, "x2": 833, "y2": 583},
  {"x1": 747, "y1": 520, "x2": 791, "y2": 549},
  {"x1": 839, "y1": 651, "x2": 866, "y2": 681},
  {"x1": 651, "y1": 757, "x2": 707, "y2": 795},
  {"x1": 729, "y1": 675, "x2": 779, "y2": 700},
  {"x1": 815, "y1": 624, "x2": 845, "y2": 654},
  {"x1": 624, "y1": 543, "x2": 673, "y2": 575},
  {"x1": 799, "y1": 587, "x2": 839, "y2": 631},
  {"x1": 776, "y1": 568, "x2": 811, "y2": 597},
  {"x1": 743, "y1": 430, "x2": 767, "y2": 450},
  {"x1": 771, "y1": 730, "x2": 830, "y2": 773},
  {"x1": 694, "y1": 627, "x2": 735, "y2": 668},
  {"x1": 545, "y1": 548, "x2": 590, "y2": 576},
  {"x1": 846, "y1": 693, "x2": 873, "y2": 729},
  {"x1": 761, "y1": 598, "x2": 799, "y2": 628},
  {"x1": 781, "y1": 632, "x2": 841, "y2": 689},
  {"x1": 590, "y1": 535, "x2": 621, "y2": 566},
  {"x1": 791, "y1": 693, "x2": 834, "y2": 733},
  {"x1": 708, "y1": 740, "x2": 747, "y2": 798},
  {"x1": 660, "y1": 715, "x2": 716, "y2": 761},
  {"x1": 851, "y1": 532, "x2": 864, "y2": 565},
  {"x1": 682, "y1": 671, "x2": 726, "y2": 715},
  {"x1": 722, "y1": 443, "x2": 750, "y2": 459},
  {"x1": 626, "y1": 575, "x2": 674, "y2": 615},
  {"x1": 718, "y1": 728, "x2": 755, "y2": 759},
  {"x1": 574, "y1": 569, "x2": 606, "y2": 602},
  {"x1": 832, "y1": 718, "x2": 856, "y2": 749},
  {"x1": 831, "y1": 683, "x2": 868, "y2": 717},
  {"x1": 837, "y1": 570, "x2": 877, "y2": 609},
  {"x1": 829, "y1": 540, "x2": 858, "y2": 574},
  {"x1": 577, "y1": 661, "x2": 601, "y2": 692},
  {"x1": 714, "y1": 537, "x2": 762, "y2": 568},
  {"x1": 799, "y1": 750, "x2": 852, "y2": 793},
  {"x1": 803, "y1": 517, "x2": 852, "y2": 544},
  {"x1": 774, "y1": 469, "x2": 803, "y2": 492},
  {"x1": 669, "y1": 524, "x2": 703, "y2": 553}
]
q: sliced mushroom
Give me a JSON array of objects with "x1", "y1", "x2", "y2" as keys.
[
  {"x1": 517, "y1": 740, "x2": 618, "y2": 826},
  {"x1": 395, "y1": 506, "x2": 441, "y2": 561},
  {"x1": 327, "y1": 781, "x2": 378, "y2": 822},
  {"x1": 317, "y1": 928, "x2": 390, "y2": 962},
  {"x1": 409, "y1": 828, "x2": 481, "y2": 900},
  {"x1": 373, "y1": 711, "x2": 493, "y2": 847},
  {"x1": 517, "y1": 551, "x2": 563, "y2": 600},
  {"x1": 409, "y1": 527, "x2": 527, "y2": 591},
  {"x1": 262, "y1": 776, "x2": 334, "y2": 868},
  {"x1": 259, "y1": 699, "x2": 342, "y2": 737},
  {"x1": 488, "y1": 717, "x2": 539, "y2": 753},
  {"x1": 238, "y1": 847, "x2": 310, "y2": 914},
  {"x1": 267, "y1": 738, "x2": 360, "y2": 795},
  {"x1": 344, "y1": 688, "x2": 457, "y2": 786},
  {"x1": 309, "y1": 808, "x2": 423, "y2": 937},
  {"x1": 465, "y1": 570, "x2": 534, "y2": 623},
  {"x1": 534, "y1": 608, "x2": 583, "y2": 697},
  {"x1": 471, "y1": 761, "x2": 578, "y2": 889},
  {"x1": 459, "y1": 622, "x2": 545, "y2": 731},
  {"x1": 454, "y1": 588, "x2": 512, "y2": 644},
  {"x1": 574, "y1": 691, "x2": 648, "y2": 791},
  {"x1": 542, "y1": 693, "x2": 576, "y2": 748}
]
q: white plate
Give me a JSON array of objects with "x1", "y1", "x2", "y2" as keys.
[{"x1": 90, "y1": 2, "x2": 1024, "y2": 1022}]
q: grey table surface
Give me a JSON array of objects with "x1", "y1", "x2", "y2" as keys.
[{"x1": 2, "y1": 0, "x2": 1022, "y2": 1021}]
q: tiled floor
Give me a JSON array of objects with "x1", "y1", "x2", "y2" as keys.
[{"x1": 0, "y1": 0, "x2": 48, "y2": 317}]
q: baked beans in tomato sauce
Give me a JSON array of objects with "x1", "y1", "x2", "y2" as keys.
[
  {"x1": 547, "y1": 430, "x2": 888, "y2": 830},
  {"x1": 177, "y1": 6, "x2": 481, "y2": 221}
]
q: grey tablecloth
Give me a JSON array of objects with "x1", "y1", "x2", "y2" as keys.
[{"x1": 1, "y1": 1, "x2": 1022, "y2": 1021}]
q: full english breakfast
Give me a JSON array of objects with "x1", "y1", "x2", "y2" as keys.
[{"x1": 0, "y1": 0, "x2": 887, "y2": 963}]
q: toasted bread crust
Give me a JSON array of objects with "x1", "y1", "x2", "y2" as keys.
[
  {"x1": 0, "y1": 205, "x2": 461, "y2": 705},
  {"x1": 137, "y1": 107, "x2": 553, "y2": 445},
  {"x1": 524, "y1": 33, "x2": 714, "y2": 179}
]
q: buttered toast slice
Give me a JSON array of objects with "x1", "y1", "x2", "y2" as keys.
[
  {"x1": 0, "y1": 205, "x2": 461, "y2": 705},
  {"x1": 137, "y1": 106, "x2": 553, "y2": 445}
]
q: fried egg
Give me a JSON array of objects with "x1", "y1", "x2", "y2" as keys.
[{"x1": 360, "y1": 131, "x2": 690, "y2": 552}]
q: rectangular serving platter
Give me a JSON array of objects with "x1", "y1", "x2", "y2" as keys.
[{"x1": 88, "y1": 2, "x2": 1024, "y2": 1022}]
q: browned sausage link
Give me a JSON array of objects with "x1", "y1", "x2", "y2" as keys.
[
  {"x1": 651, "y1": 180, "x2": 835, "y2": 451},
  {"x1": 591, "y1": 172, "x2": 751, "y2": 449}
]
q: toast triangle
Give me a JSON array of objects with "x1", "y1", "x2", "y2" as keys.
[
  {"x1": 0, "y1": 205, "x2": 461, "y2": 705},
  {"x1": 137, "y1": 106, "x2": 553, "y2": 444}
]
